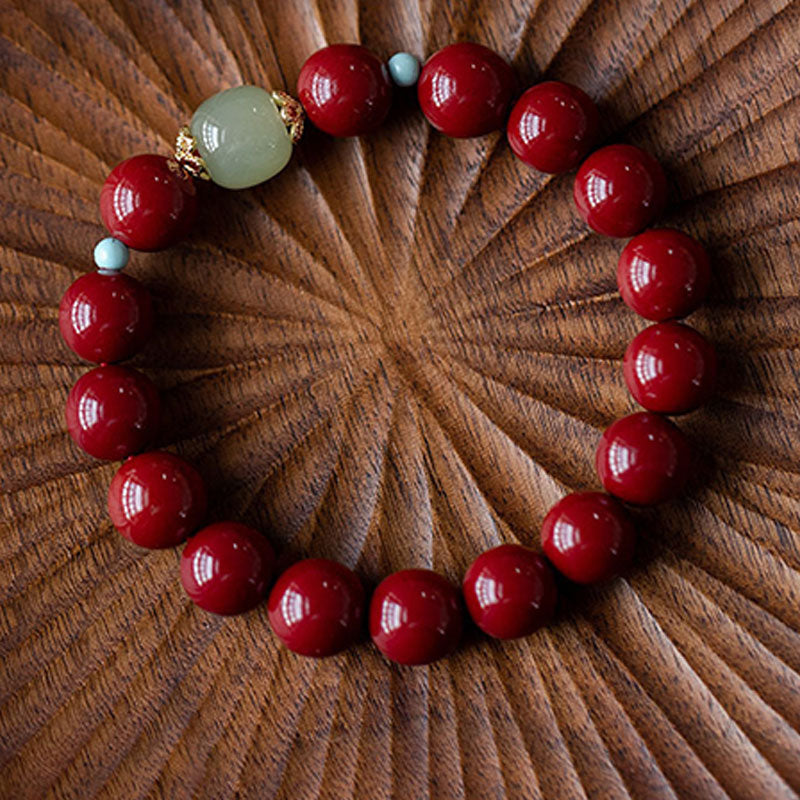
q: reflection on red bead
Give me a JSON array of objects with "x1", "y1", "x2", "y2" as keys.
[
  {"x1": 596, "y1": 412, "x2": 692, "y2": 505},
  {"x1": 624, "y1": 322, "x2": 717, "y2": 414},
  {"x1": 59, "y1": 271, "x2": 154, "y2": 363},
  {"x1": 369, "y1": 569, "x2": 462, "y2": 665},
  {"x1": 574, "y1": 144, "x2": 667, "y2": 237},
  {"x1": 108, "y1": 451, "x2": 207, "y2": 549},
  {"x1": 418, "y1": 42, "x2": 515, "y2": 138},
  {"x1": 268, "y1": 558, "x2": 365, "y2": 657},
  {"x1": 617, "y1": 228, "x2": 711, "y2": 321},
  {"x1": 507, "y1": 81, "x2": 599, "y2": 173},
  {"x1": 297, "y1": 44, "x2": 392, "y2": 137},
  {"x1": 462, "y1": 544, "x2": 556, "y2": 639},
  {"x1": 100, "y1": 155, "x2": 197, "y2": 251},
  {"x1": 180, "y1": 522, "x2": 275, "y2": 615},
  {"x1": 541, "y1": 492, "x2": 636, "y2": 584},
  {"x1": 65, "y1": 365, "x2": 160, "y2": 460}
]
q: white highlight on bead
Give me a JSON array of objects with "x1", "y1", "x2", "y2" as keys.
[
  {"x1": 388, "y1": 52, "x2": 421, "y2": 87},
  {"x1": 94, "y1": 237, "x2": 129, "y2": 273}
]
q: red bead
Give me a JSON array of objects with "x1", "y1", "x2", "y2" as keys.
[
  {"x1": 369, "y1": 569, "x2": 463, "y2": 665},
  {"x1": 596, "y1": 412, "x2": 692, "y2": 505},
  {"x1": 574, "y1": 144, "x2": 667, "y2": 237},
  {"x1": 418, "y1": 42, "x2": 515, "y2": 138},
  {"x1": 297, "y1": 44, "x2": 392, "y2": 137},
  {"x1": 462, "y1": 544, "x2": 556, "y2": 639},
  {"x1": 59, "y1": 271, "x2": 154, "y2": 363},
  {"x1": 65, "y1": 365, "x2": 160, "y2": 460},
  {"x1": 100, "y1": 155, "x2": 197, "y2": 251},
  {"x1": 507, "y1": 81, "x2": 599, "y2": 173},
  {"x1": 267, "y1": 558, "x2": 365, "y2": 657},
  {"x1": 180, "y1": 522, "x2": 275, "y2": 615},
  {"x1": 108, "y1": 451, "x2": 207, "y2": 549},
  {"x1": 541, "y1": 492, "x2": 636, "y2": 584},
  {"x1": 617, "y1": 228, "x2": 711, "y2": 320},
  {"x1": 624, "y1": 322, "x2": 717, "y2": 414}
]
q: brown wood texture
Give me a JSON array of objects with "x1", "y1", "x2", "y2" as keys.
[{"x1": 2, "y1": 0, "x2": 800, "y2": 797}]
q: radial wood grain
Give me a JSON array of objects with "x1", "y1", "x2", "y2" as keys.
[{"x1": 1, "y1": 0, "x2": 799, "y2": 798}]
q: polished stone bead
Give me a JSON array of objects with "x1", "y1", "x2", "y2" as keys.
[
  {"x1": 59, "y1": 271, "x2": 153, "y2": 363},
  {"x1": 369, "y1": 569, "x2": 463, "y2": 665},
  {"x1": 596, "y1": 412, "x2": 692, "y2": 505},
  {"x1": 100, "y1": 155, "x2": 197, "y2": 251},
  {"x1": 268, "y1": 558, "x2": 365, "y2": 657},
  {"x1": 623, "y1": 322, "x2": 717, "y2": 414},
  {"x1": 463, "y1": 544, "x2": 557, "y2": 638},
  {"x1": 180, "y1": 522, "x2": 275, "y2": 615},
  {"x1": 617, "y1": 228, "x2": 711, "y2": 321},
  {"x1": 65, "y1": 365, "x2": 160, "y2": 460},
  {"x1": 297, "y1": 45, "x2": 392, "y2": 137},
  {"x1": 190, "y1": 86, "x2": 293, "y2": 190},
  {"x1": 573, "y1": 144, "x2": 667, "y2": 237},
  {"x1": 541, "y1": 492, "x2": 636, "y2": 584},
  {"x1": 108, "y1": 451, "x2": 207, "y2": 549},
  {"x1": 418, "y1": 42, "x2": 516, "y2": 138}
]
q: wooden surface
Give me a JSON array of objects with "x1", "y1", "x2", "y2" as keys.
[{"x1": 2, "y1": 0, "x2": 800, "y2": 797}]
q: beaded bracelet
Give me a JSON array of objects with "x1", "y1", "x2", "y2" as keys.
[{"x1": 59, "y1": 41, "x2": 716, "y2": 666}]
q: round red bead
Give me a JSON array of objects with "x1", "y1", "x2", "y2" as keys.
[
  {"x1": 297, "y1": 44, "x2": 392, "y2": 137},
  {"x1": 596, "y1": 412, "x2": 692, "y2": 505},
  {"x1": 624, "y1": 322, "x2": 717, "y2": 414},
  {"x1": 507, "y1": 81, "x2": 599, "y2": 173},
  {"x1": 462, "y1": 544, "x2": 556, "y2": 639},
  {"x1": 100, "y1": 155, "x2": 197, "y2": 251},
  {"x1": 369, "y1": 569, "x2": 463, "y2": 665},
  {"x1": 59, "y1": 271, "x2": 154, "y2": 363},
  {"x1": 418, "y1": 42, "x2": 515, "y2": 138},
  {"x1": 573, "y1": 144, "x2": 667, "y2": 237},
  {"x1": 108, "y1": 451, "x2": 207, "y2": 549},
  {"x1": 267, "y1": 558, "x2": 365, "y2": 657},
  {"x1": 617, "y1": 228, "x2": 711, "y2": 321},
  {"x1": 541, "y1": 492, "x2": 636, "y2": 584},
  {"x1": 65, "y1": 364, "x2": 160, "y2": 460},
  {"x1": 180, "y1": 522, "x2": 275, "y2": 615}
]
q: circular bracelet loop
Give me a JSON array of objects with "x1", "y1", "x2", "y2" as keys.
[{"x1": 58, "y1": 39, "x2": 716, "y2": 666}]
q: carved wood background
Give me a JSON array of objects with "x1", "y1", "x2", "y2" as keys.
[{"x1": 1, "y1": 0, "x2": 800, "y2": 797}]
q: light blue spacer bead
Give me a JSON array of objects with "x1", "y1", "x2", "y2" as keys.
[
  {"x1": 388, "y1": 52, "x2": 421, "y2": 88},
  {"x1": 93, "y1": 237, "x2": 130, "y2": 273}
]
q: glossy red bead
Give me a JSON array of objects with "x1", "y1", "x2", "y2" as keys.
[
  {"x1": 418, "y1": 42, "x2": 515, "y2": 138},
  {"x1": 268, "y1": 558, "x2": 365, "y2": 657},
  {"x1": 574, "y1": 144, "x2": 667, "y2": 237},
  {"x1": 596, "y1": 412, "x2": 692, "y2": 505},
  {"x1": 507, "y1": 81, "x2": 599, "y2": 173},
  {"x1": 100, "y1": 154, "x2": 197, "y2": 251},
  {"x1": 59, "y1": 271, "x2": 154, "y2": 363},
  {"x1": 624, "y1": 322, "x2": 717, "y2": 414},
  {"x1": 108, "y1": 451, "x2": 207, "y2": 549},
  {"x1": 65, "y1": 365, "x2": 160, "y2": 460},
  {"x1": 462, "y1": 544, "x2": 557, "y2": 639},
  {"x1": 297, "y1": 44, "x2": 392, "y2": 137},
  {"x1": 617, "y1": 228, "x2": 711, "y2": 321},
  {"x1": 180, "y1": 522, "x2": 275, "y2": 615},
  {"x1": 369, "y1": 569, "x2": 463, "y2": 665},
  {"x1": 541, "y1": 492, "x2": 636, "y2": 584}
]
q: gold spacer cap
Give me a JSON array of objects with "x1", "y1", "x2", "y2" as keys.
[
  {"x1": 271, "y1": 90, "x2": 305, "y2": 145},
  {"x1": 173, "y1": 126, "x2": 211, "y2": 180}
]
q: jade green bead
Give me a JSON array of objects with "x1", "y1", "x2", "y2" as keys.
[{"x1": 190, "y1": 86, "x2": 293, "y2": 190}]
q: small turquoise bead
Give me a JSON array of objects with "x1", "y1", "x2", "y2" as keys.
[
  {"x1": 388, "y1": 52, "x2": 421, "y2": 87},
  {"x1": 93, "y1": 237, "x2": 129, "y2": 272}
]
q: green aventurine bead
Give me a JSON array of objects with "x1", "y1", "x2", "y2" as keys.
[{"x1": 190, "y1": 86, "x2": 293, "y2": 190}]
